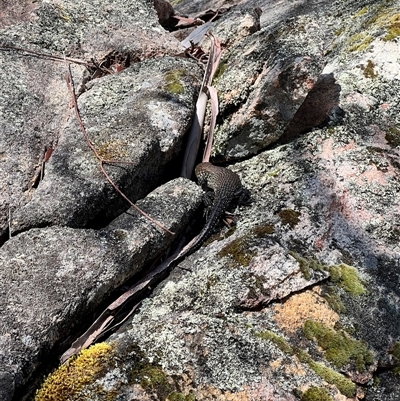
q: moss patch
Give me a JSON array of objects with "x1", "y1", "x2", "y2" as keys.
[
  {"x1": 386, "y1": 126, "x2": 400, "y2": 147},
  {"x1": 303, "y1": 320, "x2": 373, "y2": 372},
  {"x1": 362, "y1": 59, "x2": 378, "y2": 79},
  {"x1": 347, "y1": 32, "x2": 373, "y2": 52},
  {"x1": 288, "y1": 251, "x2": 326, "y2": 280},
  {"x1": 329, "y1": 264, "x2": 366, "y2": 295},
  {"x1": 323, "y1": 288, "x2": 346, "y2": 314},
  {"x1": 167, "y1": 392, "x2": 195, "y2": 401},
  {"x1": 217, "y1": 223, "x2": 275, "y2": 266},
  {"x1": 218, "y1": 236, "x2": 257, "y2": 266},
  {"x1": 383, "y1": 13, "x2": 400, "y2": 41},
  {"x1": 306, "y1": 359, "x2": 356, "y2": 397},
  {"x1": 252, "y1": 224, "x2": 275, "y2": 236},
  {"x1": 392, "y1": 342, "x2": 400, "y2": 359},
  {"x1": 254, "y1": 330, "x2": 355, "y2": 397},
  {"x1": 255, "y1": 330, "x2": 294, "y2": 355},
  {"x1": 35, "y1": 343, "x2": 116, "y2": 401},
  {"x1": 301, "y1": 387, "x2": 333, "y2": 401},
  {"x1": 163, "y1": 69, "x2": 186, "y2": 94},
  {"x1": 279, "y1": 209, "x2": 301, "y2": 228},
  {"x1": 212, "y1": 61, "x2": 228, "y2": 83},
  {"x1": 354, "y1": 6, "x2": 369, "y2": 17}
]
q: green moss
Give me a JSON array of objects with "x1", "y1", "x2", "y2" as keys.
[
  {"x1": 212, "y1": 61, "x2": 228, "y2": 83},
  {"x1": 167, "y1": 392, "x2": 195, "y2": 401},
  {"x1": 288, "y1": 251, "x2": 326, "y2": 280},
  {"x1": 279, "y1": 209, "x2": 301, "y2": 228},
  {"x1": 255, "y1": 331, "x2": 356, "y2": 397},
  {"x1": 329, "y1": 264, "x2": 366, "y2": 295},
  {"x1": 334, "y1": 27, "x2": 344, "y2": 36},
  {"x1": 391, "y1": 342, "x2": 400, "y2": 360},
  {"x1": 252, "y1": 224, "x2": 275, "y2": 236},
  {"x1": 218, "y1": 236, "x2": 257, "y2": 267},
  {"x1": 363, "y1": 60, "x2": 378, "y2": 79},
  {"x1": 354, "y1": 6, "x2": 369, "y2": 17},
  {"x1": 255, "y1": 330, "x2": 294, "y2": 355},
  {"x1": 303, "y1": 320, "x2": 373, "y2": 372},
  {"x1": 307, "y1": 360, "x2": 356, "y2": 397},
  {"x1": 35, "y1": 343, "x2": 115, "y2": 401},
  {"x1": 386, "y1": 126, "x2": 400, "y2": 147},
  {"x1": 163, "y1": 69, "x2": 186, "y2": 94},
  {"x1": 206, "y1": 273, "x2": 219, "y2": 290},
  {"x1": 347, "y1": 32, "x2": 373, "y2": 52},
  {"x1": 383, "y1": 13, "x2": 400, "y2": 41},
  {"x1": 267, "y1": 168, "x2": 280, "y2": 177},
  {"x1": 301, "y1": 387, "x2": 333, "y2": 401},
  {"x1": 323, "y1": 289, "x2": 346, "y2": 313},
  {"x1": 138, "y1": 365, "x2": 172, "y2": 398}
]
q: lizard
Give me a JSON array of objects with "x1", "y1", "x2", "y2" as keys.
[{"x1": 174, "y1": 162, "x2": 247, "y2": 263}]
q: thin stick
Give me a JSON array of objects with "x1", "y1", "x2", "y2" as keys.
[
  {"x1": 0, "y1": 45, "x2": 90, "y2": 66},
  {"x1": 65, "y1": 67, "x2": 174, "y2": 235}
]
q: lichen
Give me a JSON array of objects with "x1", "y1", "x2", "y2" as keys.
[
  {"x1": 301, "y1": 387, "x2": 333, "y2": 401},
  {"x1": 95, "y1": 139, "x2": 128, "y2": 160},
  {"x1": 328, "y1": 264, "x2": 366, "y2": 295},
  {"x1": 303, "y1": 320, "x2": 373, "y2": 372},
  {"x1": 279, "y1": 209, "x2": 301, "y2": 228},
  {"x1": 35, "y1": 342, "x2": 115, "y2": 401},
  {"x1": 163, "y1": 69, "x2": 186, "y2": 94}
]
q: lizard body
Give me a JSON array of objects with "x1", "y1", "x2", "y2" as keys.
[{"x1": 177, "y1": 162, "x2": 244, "y2": 261}]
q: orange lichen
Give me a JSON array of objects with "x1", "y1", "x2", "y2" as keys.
[{"x1": 272, "y1": 289, "x2": 339, "y2": 333}]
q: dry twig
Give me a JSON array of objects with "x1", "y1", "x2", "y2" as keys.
[{"x1": 65, "y1": 65, "x2": 174, "y2": 235}]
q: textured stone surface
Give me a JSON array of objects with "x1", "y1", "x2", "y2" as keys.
[
  {"x1": 0, "y1": 178, "x2": 202, "y2": 399},
  {"x1": 3, "y1": 0, "x2": 400, "y2": 401},
  {"x1": 0, "y1": 0, "x2": 197, "y2": 239}
]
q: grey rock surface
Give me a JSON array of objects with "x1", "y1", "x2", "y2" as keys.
[
  {"x1": 0, "y1": 0, "x2": 199, "y2": 238},
  {"x1": 36, "y1": 0, "x2": 399, "y2": 400},
  {"x1": 2, "y1": 0, "x2": 400, "y2": 401},
  {"x1": 0, "y1": 177, "x2": 202, "y2": 398},
  {"x1": 11, "y1": 56, "x2": 201, "y2": 233}
]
